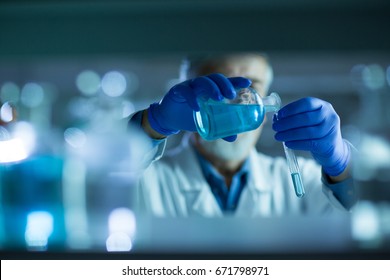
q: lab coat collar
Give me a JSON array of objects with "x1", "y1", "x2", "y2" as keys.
[
  {"x1": 167, "y1": 134, "x2": 206, "y2": 192},
  {"x1": 179, "y1": 147, "x2": 223, "y2": 216},
  {"x1": 191, "y1": 187, "x2": 223, "y2": 217},
  {"x1": 234, "y1": 150, "x2": 273, "y2": 217},
  {"x1": 247, "y1": 150, "x2": 273, "y2": 193},
  {"x1": 170, "y1": 134, "x2": 271, "y2": 217},
  {"x1": 168, "y1": 133, "x2": 222, "y2": 216}
]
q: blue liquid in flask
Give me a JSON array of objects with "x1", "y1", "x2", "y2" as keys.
[{"x1": 194, "y1": 100, "x2": 265, "y2": 141}]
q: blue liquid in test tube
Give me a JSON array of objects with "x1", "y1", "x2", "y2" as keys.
[
  {"x1": 291, "y1": 172, "x2": 305, "y2": 198},
  {"x1": 281, "y1": 121, "x2": 305, "y2": 198}
]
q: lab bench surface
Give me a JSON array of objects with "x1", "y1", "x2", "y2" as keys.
[{"x1": 1, "y1": 215, "x2": 390, "y2": 259}]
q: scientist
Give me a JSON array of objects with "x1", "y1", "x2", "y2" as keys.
[{"x1": 130, "y1": 53, "x2": 356, "y2": 217}]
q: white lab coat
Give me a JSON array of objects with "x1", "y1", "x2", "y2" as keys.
[{"x1": 136, "y1": 134, "x2": 347, "y2": 217}]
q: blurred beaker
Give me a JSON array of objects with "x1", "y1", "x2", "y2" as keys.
[
  {"x1": 0, "y1": 121, "x2": 66, "y2": 251},
  {"x1": 352, "y1": 132, "x2": 390, "y2": 250},
  {"x1": 63, "y1": 114, "x2": 151, "y2": 250}
]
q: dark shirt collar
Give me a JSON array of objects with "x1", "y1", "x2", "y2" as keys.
[{"x1": 193, "y1": 147, "x2": 250, "y2": 212}]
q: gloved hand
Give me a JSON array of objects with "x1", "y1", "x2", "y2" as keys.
[
  {"x1": 272, "y1": 97, "x2": 350, "y2": 177},
  {"x1": 147, "y1": 73, "x2": 251, "y2": 141}
]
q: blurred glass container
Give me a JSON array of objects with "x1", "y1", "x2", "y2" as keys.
[
  {"x1": 194, "y1": 88, "x2": 280, "y2": 140},
  {"x1": 0, "y1": 121, "x2": 66, "y2": 251},
  {"x1": 351, "y1": 132, "x2": 390, "y2": 250},
  {"x1": 353, "y1": 133, "x2": 390, "y2": 202},
  {"x1": 62, "y1": 114, "x2": 151, "y2": 251}
]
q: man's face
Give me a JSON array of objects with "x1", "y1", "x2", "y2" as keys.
[
  {"x1": 198, "y1": 55, "x2": 271, "y2": 97},
  {"x1": 194, "y1": 55, "x2": 272, "y2": 162}
]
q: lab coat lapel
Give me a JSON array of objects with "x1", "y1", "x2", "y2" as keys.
[
  {"x1": 235, "y1": 150, "x2": 272, "y2": 217},
  {"x1": 191, "y1": 186, "x2": 223, "y2": 217},
  {"x1": 173, "y1": 136, "x2": 223, "y2": 217}
]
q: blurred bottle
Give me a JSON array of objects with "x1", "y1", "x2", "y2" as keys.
[
  {"x1": 63, "y1": 81, "x2": 151, "y2": 250},
  {"x1": 0, "y1": 85, "x2": 66, "y2": 251},
  {"x1": 349, "y1": 63, "x2": 390, "y2": 251}
]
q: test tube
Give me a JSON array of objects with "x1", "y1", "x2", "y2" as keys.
[
  {"x1": 283, "y1": 143, "x2": 305, "y2": 198},
  {"x1": 275, "y1": 105, "x2": 305, "y2": 198}
]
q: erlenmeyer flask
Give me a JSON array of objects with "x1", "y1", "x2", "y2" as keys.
[{"x1": 194, "y1": 87, "x2": 281, "y2": 141}]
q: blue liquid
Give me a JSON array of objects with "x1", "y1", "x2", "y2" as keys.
[
  {"x1": 291, "y1": 172, "x2": 305, "y2": 198},
  {"x1": 194, "y1": 101, "x2": 265, "y2": 141},
  {"x1": 0, "y1": 155, "x2": 66, "y2": 248}
]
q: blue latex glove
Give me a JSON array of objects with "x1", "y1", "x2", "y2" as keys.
[
  {"x1": 272, "y1": 97, "x2": 350, "y2": 177},
  {"x1": 148, "y1": 73, "x2": 251, "y2": 141}
]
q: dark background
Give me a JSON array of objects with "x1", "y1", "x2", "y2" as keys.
[
  {"x1": 3, "y1": 0, "x2": 389, "y2": 155},
  {"x1": 1, "y1": 0, "x2": 390, "y2": 55}
]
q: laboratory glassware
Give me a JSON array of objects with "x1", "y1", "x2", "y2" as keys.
[{"x1": 194, "y1": 87, "x2": 281, "y2": 141}]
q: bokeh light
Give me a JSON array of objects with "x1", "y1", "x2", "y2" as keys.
[
  {"x1": 0, "y1": 138, "x2": 28, "y2": 163},
  {"x1": 106, "y1": 232, "x2": 132, "y2": 252},
  {"x1": 108, "y1": 207, "x2": 136, "y2": 238},
  {"x1": 76, "y1": 70, "x2": 101, "y2": 96},
  {"x1": 0, "y1": 121, "x2": 36, "y2": 163},
  {"x1": 0, "y1": 82, "x2": 20, "y2": 104},
  {"x1": 25, "y1": 211, "x2": 54, "y2": 250},
  {"x1": 0, "y1": 102, "x2": 15, "y2": 123},
  {"x1": 353, "y1": 133, "x2": 390, "y2": 187},
  {"x1": 20, "y1": 83, "x2": 45, "y2": 108},
  {"x1": 105, "y1": 208, "x2": 136, "y2": 252},
  {"x1": 12, "y1": 121, "x2": 37, "y2": 154},
  {"x1": 362, "y1": 64, "x2": 386, "y2": 90},
  {"x1": 64, "y1": 127, "x2": 87, "y2": 149},
  {"x1": 101, "y1": 71, "x2": 127, "y2": 97},
  {"x1": 352, "y1": 202, "x2": 380, "y2": 242}
]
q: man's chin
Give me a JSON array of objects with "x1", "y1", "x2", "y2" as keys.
[{"x1": 199, "y1": 138, "x2": 251, "y2": 162}]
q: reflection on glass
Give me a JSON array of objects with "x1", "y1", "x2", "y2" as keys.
[
  {"x1": 25, "y1": 211, "x2": 54, "y2": 251},
  {"x1": 0, "y1": 122, "x2": 36, "y2": 163},
  {"x1": 64, "y1": 127, "x2": 87, "y2": 149},
  {"x1": 0, "y1": 102, "x2": 14, "y2": 123}
]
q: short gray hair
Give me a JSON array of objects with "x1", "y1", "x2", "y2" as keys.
[{"x1": 180, "y1": 52, "x2": 274, "y2": 93}]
